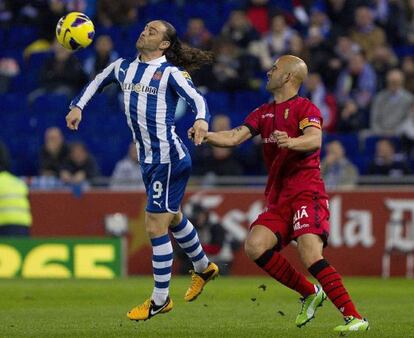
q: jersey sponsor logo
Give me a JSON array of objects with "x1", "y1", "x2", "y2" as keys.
[
  {"x1": 284, "y1": 108, "x2": 289, "y2": 119},
  {"x1": 122, "y1": 83, "x2": 158, "y2": 95},
  {"x1": 152, "y1": 71, "x2": 163, "y2": 81},
  {"x1": 261, "y1": 113, "x2": 274, "y2": 118},
  {"x1": 263, "y1": 135, "x2": 277, "y2": 143},
  {"x1": 299, "y1": 117, "x2": 321, "y2": 130}
]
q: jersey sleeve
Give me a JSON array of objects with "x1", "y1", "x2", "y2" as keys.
[
  {"x1": 243, "y1": 106, "x2": 264, "y2": 136},
  {"x1": 298, "y1": 101, "x2": 323, "y2": 131},
  {"x1": 70, "y1": 58, "x2": 123, "y2": 110},
  {"x1": 169, "y1": 68, "x2": 210, "y2": 123}
]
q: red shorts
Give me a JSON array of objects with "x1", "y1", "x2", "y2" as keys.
[{"x1": 250, "y1": 191, "x2": 330, "y2": 251}]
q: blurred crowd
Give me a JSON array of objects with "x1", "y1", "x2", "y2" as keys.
[{"x1": 1, "y1": 0, "x2": 414, "y2": 189}]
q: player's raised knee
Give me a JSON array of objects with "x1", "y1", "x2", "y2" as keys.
[{"x1": 244, "y1": 236, "x2": 269, "y2": 260}]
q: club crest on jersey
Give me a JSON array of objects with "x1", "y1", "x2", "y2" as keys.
[
  {"x1": 284, "y1": 108, "x2": 289, "y2": 119},
  {"x1": 181, "y1": 71, "x2": 192, "y2": 81},
  {"x1": 152, "y1": 71, "x2": 163, "y2": 81}
]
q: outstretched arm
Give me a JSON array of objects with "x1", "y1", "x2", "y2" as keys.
[
  {"x1": 273, "y1": 126, "x2": 322, "y2": 152},
  {"x1": 188, "y1": 125, "x2": 253, "y2": 147}
]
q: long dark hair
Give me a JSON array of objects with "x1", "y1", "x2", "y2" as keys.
[{"x1": 160, "y1": 20, "x2": 214, "y2": 72}]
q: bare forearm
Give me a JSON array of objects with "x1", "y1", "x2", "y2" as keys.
[
  {"x1": 288, "y1": 133, "x2": 321, "y2": 152},
  {"x1": 206, "y1": 131, "x2": 237, "y2": 147}
]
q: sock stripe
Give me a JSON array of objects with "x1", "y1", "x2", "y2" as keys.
[
  {"x1": 153, "y1": 253, "x2": 173, "y2": 262},
  {"x1": 155, "y1": 281, "x2": 169, "y2": 289},
  {"x1": 279, "y1": 264, "x2": 290, "y2": 279},
  {"x1": 176, "y1": 228, "x2": 197, "y2": 244},
  {"x1": 319, "y1": 271, "x2": 337, "y2": 282},
  {"x1": 170, "y1": 217, "x2": 209, "y2": 273},
  {"x1": 325, "y1": 284, "x2": 342, "y2": 294},
  {"x1": 332, "y1": 292, "x2": 348, "y2": 303},
  {"x1": 193, "y1": 250, "x2": 206, "y2": 262},
  {"x1": 267, "y1": 254, "x2": 281, "y2": 272},
  {"x1": 272, "y1": 260, "x2": 288, "y2": 276},
  {"x1": 285, "y1": 270, "x2": 295, "y2": 285},
  {"x1": 183, "y1": 241, "x2": 200, "y2": 254},
  {"x1": 153, "y1": 267, "x2": 171, "y2": 275},
  {"x1": 170, "y1": 216, "x2": 188, "y2": 233},
  {"x1": 151, "y1": 235, "x2": 170, "y2": 246},
  {"x1": 338, "y1": 299, "x2": 352, "y2": 310}
]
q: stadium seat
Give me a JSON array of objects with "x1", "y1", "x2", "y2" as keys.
[
  {"x1": 205, "y1": 91, "x2": 231, "y2": 114},
  {"x1": 363, "y1": 135, "x2": 401, "y2": 158},
  {"x1": 6, "y1": 26, "x2": 39, "y2": 49},
  {"x1": 0, "y1": 93, "x2": 27, "y2": 113},
  {"x1": 323, "y1": 133, "x2": 361, "y2": 157}
]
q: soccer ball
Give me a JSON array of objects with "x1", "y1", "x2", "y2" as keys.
[{"x1": 56, "y1": 12, "x2": 95, "y2": 51}]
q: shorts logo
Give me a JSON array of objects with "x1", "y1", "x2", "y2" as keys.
[
  {"x1": 293, "y1": 206, "x2": 309, "y2": 223},
  {"x1": 153, "y1": 200, "x2": 163, "y2": 208},
  {"x1": 284, "y1": 108, "x2": 289, "y2": 119},
  {"x1": 293, "y1": 223, "x2": 310, "y2": 231},
  {"x1": 293, "y1": 206, "x2": 309, "y2": 231},
  {"x1": 262, "y1": 113, "x2": 274, "y2": 118}
]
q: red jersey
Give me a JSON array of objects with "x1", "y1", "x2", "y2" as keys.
[{"x1": 244, "y1": 96, "x2": 328, "y2": 206}]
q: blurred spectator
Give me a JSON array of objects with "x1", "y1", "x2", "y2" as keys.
[
  {"x1": 301, "y1": 72, "x2": 336, "y2": 132},
  {"x1": 182, "y1": 17, "x2": 213, "y2": 50},
  {"x1": 84, "y1": 35, "x2": 119, "y2": 79},
  {"x1": 250, "y1": 13, "x2": 298, "y2": 70},
  {"x1": 60, "y1": 142, "x2": 100, "y2": 185},
  {"x1": 0, "y1": 57, "x2": 20, "y2": 94},
  {"x1": 304, "y1": 18, "x2": 332, "y2": 75},
  {"x1": 321, "y1": 140, "x2": 359, "y2": 190},
  {"x1": 401, "y1": 55, "x2": 414, "y2": 95},
  {"x1": 406, "y1": 0, "x2": 414, "y2": 45},
  {"x1": 372, "y1": 0, "x2": 407, "y2": 46},
  {"x1": 399, "y1": 102, "x2": 414, "y2": 157},
  {"x1": 176, "y1": 202, "x2": 238, "y2": 275},
  {"x1": 97, "y1": 0, "x2": 140, "y2": 27},
  {"x1": 370, "y1": 69, "x2": 414, "y2": 135},
  {"x1": 39, "y1": 126, "x2": 69, "y2": 177},
  {"x1": 110, "y1": 142, "x2": 144, "y2": 190},
  {"x1": 211, "y1": 38, "x2": 261, "y2": 92},
  {"x1": 0, "y1": 0, "x2": 13, "y2": 27},
  {"x1": 286, "y1": 34, "x2": 310, "y2": 66},
  {"x1": 323, "y1": 35, "x2": 360, "y2": 90},
  {"x1": 307, "y1": 6, "x2": 331, "y2": 40},
  {"x1": 29, "y1": 42, "x2": 87, "y2": 102},
  {"x1": 367, "y1": 139, "x2": 411, "y2": 176},
  {"x1": 221, "y1": 9, "x2": 259, "y2": 49},
  {"x1": 371, "y1": 45, "x2": 398, "y2": 91},
  {"x1": 336, "y1": 52, "x2": 376, "y2": 131},
  {"x1": 22, "y1": 0, "x2": 66, "y2": 58},
  {"x1": 0, "y1": 142, "x2": 31, "y2": 236},
  {"x1": 245, "y1": 0, "x2": 272, "y2": 34},
  {"x1": 349, "y1": 6, "x2": 386, "y2": 61},
  {"x1": 324, "y1": 0, "x2": 357, "y2": 39},
  {"x1": 193, "y1": 115, "x2": 243, "y2": 181}
]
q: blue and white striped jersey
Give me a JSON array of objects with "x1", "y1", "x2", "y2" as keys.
[{"x1": 71, "y1": 55, "x2": 210, "y2": 164}]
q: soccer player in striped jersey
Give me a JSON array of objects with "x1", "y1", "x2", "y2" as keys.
[
  {"x1": 65, "y1": 20, "x2": 219, "y2": 321},
  {"x1": 193, "y1": 55, "x2": 369, "y2": 333}
]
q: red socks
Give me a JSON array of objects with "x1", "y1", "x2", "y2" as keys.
[
  {"x1": 255, "y1": 249, "x2": 315, "y2": 298},
  {"x1": 309, "y1": 259, "x2": 361, "y2": 318}
]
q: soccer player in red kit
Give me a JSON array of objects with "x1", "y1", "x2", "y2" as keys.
[{"x1": 191, "y1": 55, "x2": 369, "y2": 333}]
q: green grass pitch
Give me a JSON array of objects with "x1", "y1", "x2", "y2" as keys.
[{"x1": 1, "y1": 277, "x2": 413, "y2": 337}]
